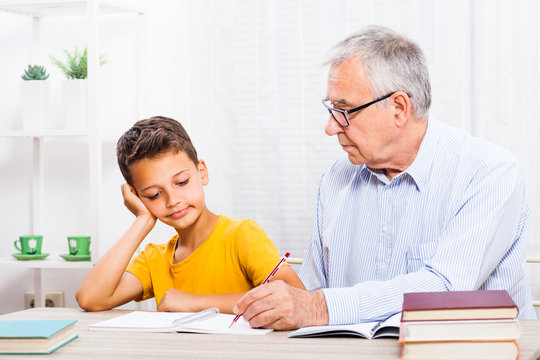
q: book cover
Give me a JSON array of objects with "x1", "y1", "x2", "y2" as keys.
[
  {"x1": 400, "y1": 339, "x2": 519, "y2": 360},
  {"x1": 289, "y1": 312, "x2": 401, "y2": 339},
  {"x1": 402, "y1": 290, "x2": 518, "y2": 321},
  {"x1": 0, "y1": 320, "x2": 78, "y2": 354},
  {"x1": 399, "y1": 319, "x2": 520, "y2": 342}
]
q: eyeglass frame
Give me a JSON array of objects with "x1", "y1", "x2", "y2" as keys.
[{"x1": 321, "y1": 92, "x2": 397, "y2": 127}]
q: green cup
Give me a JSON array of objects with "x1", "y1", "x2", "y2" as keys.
[
  {"x1": 68, "y1": 236, "x2": 91, "y2": 256},
  {"x1": 14, "y1": 235, "x2": 43, "y2": 255}
]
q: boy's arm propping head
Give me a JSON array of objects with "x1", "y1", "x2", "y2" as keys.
[{"x1": 121, "y1": 182, "x2": 157, "y2": 222}]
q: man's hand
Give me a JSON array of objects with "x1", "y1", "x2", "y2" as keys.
[
  {"x1": 233, "y1": 280, "x2": 329, "y2": 330},
  {"x1": 157, "y1": 288, "x2": 198, "y2": 312},
  {"x1": 121, "y1": 183, "x2": 156, "y2": 221}
]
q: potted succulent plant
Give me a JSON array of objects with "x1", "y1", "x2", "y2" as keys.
[
  {"x1": 50, "y1": 47, "x2": 106, "y2": 131},
  {"x1": 20, "y1": 65, "x2": 51, "y2": 131}
]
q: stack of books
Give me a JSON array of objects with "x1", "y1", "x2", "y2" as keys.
[
  {"x1": 399, "y1": 290, "x2": 520, "y2": 360},
  {"x1": 0, "y1": 320, "x2": 78, "y2": 355}
]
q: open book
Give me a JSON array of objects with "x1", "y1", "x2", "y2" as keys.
[
  {"x1": 289, "y1": 312, "x2": 401, "y2": 339},
  {"x1": 89, "y1": 308, "x2": 271, "y2": 335}
]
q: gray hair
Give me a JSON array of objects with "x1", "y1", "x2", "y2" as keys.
[{"x1": 324, "y1": 25, "x2": 431, "y2": 120}]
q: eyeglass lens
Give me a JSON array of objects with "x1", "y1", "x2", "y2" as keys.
[{"x1": 329, "y1": 109, "x2": 348, "y2": 127}]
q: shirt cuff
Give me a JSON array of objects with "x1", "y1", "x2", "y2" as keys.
[{"x1": 322, "y1": 287, "x2": 360, "y2": 325}]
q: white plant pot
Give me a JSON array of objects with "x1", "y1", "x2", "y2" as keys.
[
  {"x1": 20, "y1": 80, "x2": 50, "y2": 131},
  {"x1": 63, "y1": 79, "x2": 87, "y2": 131}
]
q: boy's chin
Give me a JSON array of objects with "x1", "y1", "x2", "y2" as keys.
[{"x1": 161, "y1": 212, "x2": 199, "y2": 230}]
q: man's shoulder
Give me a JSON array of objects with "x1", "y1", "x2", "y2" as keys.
[{"x1": 435, "y1": 121, "x2": 519, "y2": 170}]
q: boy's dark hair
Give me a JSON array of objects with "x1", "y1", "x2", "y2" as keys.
[{"x1": 116, "y1": 116, "x2": 198, "y2": 185}]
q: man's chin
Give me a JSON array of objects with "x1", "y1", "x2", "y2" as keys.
[{"x1": 346, "y1": 154, "x2": 366, "y2": 165}]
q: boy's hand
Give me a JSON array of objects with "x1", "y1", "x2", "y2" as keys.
[
  {"x1": 157, "y1": 288, "x2": 197, "y2": 312},
  {"x1": 121, "y1": 183, "x2": 156, "y2": 220}
]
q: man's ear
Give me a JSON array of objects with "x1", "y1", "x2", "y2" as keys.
[
  {"x1": 392, "y1": 91, "x2": 412, "y2": 127},
  {"x1": 198, "y1": 160, "x2": 209, "y2": 186}
]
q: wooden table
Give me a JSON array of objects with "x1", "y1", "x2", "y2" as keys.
[{"x1": 1, "y1": 308, "x2": 539, "y2": 359}]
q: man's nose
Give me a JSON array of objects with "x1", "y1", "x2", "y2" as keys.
[{"x1": 325, "y1": 115, "x2": 343, "y2": 136}]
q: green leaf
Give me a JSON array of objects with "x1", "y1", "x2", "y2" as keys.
[
  {"x1": 21, "y1": 64, "x2": 49, "y2": 80},
  {"x1": 49, "y1": 46, "x2": 106, "y2": 79}
]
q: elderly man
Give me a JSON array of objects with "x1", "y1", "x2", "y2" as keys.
[{"x1": 234, "y1": 25, "x2": 536, "y2": 330}]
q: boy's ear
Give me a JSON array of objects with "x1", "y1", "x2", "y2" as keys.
[{"x1": 198, "y1": 160, "x2": 209, "y2": 186}]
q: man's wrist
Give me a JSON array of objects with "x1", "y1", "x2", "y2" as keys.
[{"x1": 309, "y1": 290, "x2": 329, "y2": 326}]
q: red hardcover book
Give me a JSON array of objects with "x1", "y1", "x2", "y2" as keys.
[{"x1": 401, "y1": 290, "x2": 518, "y2": 322}]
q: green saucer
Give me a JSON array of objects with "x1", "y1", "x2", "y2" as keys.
[
  {"x1": 60, "y1": 253, "x2": 91, "y2": 262},
  {"x1": 12, "y1": 253, "x2": 49, "y2": 261}
]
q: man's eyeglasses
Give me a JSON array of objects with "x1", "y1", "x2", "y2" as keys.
[{"x1": 321, "y1": 92, "x2": 395, "y2": 127}]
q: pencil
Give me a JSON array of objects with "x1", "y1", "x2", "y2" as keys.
[{"x1": 228, "y1": 252, "x2": 291, "y2": 328}]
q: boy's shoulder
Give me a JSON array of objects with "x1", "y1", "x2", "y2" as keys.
[
  {"x1": 137, "y1": 235, "x2": 178, "y2": 257},
  {"x1": 136, "y1": 216, "x2": 268, "y2": 258},
  {"x1": 217, "y1": 215, "x2": 264, "y2": 235},
  {"x1": 215, "y1": 215, "x2": 274, "y2": 254}
]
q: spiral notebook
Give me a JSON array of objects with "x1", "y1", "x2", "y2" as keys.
[{"x1": 89, "y1": 307, "x2": 271, "y2": 335}]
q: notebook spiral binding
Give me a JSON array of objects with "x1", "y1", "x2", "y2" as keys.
[{"x1": 172, "y1": 307, "x2": 220, "y2": 327}]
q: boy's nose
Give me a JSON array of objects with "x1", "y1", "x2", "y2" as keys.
[{"x1": 165, "y1": 189, "x2": 182, "y2": 208}]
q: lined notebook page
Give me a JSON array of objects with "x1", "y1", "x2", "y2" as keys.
[
  {"x1": 180, "y1": 313, "x2": 272, "y2": 335},
  {"x1": 89, "y1": 311, "x2": 271, "y2": 335}
]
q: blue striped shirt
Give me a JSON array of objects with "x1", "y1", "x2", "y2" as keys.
[{"x1": 299, "y1": 120, "x2": 536, "y2": 325}]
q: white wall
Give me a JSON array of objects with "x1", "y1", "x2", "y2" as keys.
[
  {"x1": 1, "y1": 0, "x2": 538, "y2": 315},
  {"x1": 229, "y1": 0, "x2": 540, "y2": 312}
]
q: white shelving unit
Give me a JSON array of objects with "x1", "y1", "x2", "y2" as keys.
[{"x1": 0, "y1": 0, "x2": 144, "y2": 307}]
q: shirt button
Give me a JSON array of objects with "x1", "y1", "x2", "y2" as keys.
[
  {"x1": 381, "y1": 263, "x2": 387, "y2": 270},
  {"x1": 387, "y1": 189, "x2": 393, "y2": 196},
  {"x1": 383, "y1": 225, "x2": 389, "y2": 233}
]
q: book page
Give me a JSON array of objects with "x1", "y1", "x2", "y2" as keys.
[
  {"x1": 372, "y1": 312, "x2": 401, "y2": 338},
  {"x1": 89, "y1": 311, "x2": 192, "y2": 332},
  {"x1": 289, "y1": 312, "x2": 401, "y2": 339},
  {"x1": 289, "y1": 322, "x2": 373, "y2": 338},
  {"x1": 89, "y1": 311, "x2": 271, "y2": 335},
  {"x1": 182, "y1": 314, "x2": 271, "y2": 335}
]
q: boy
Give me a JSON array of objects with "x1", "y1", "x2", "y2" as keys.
[{"x1": 76, "y1": 116, "x2": 304, "y2": 313}]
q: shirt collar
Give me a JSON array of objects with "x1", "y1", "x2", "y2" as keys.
[
  {"x1": 359, "y1": 164, "x2": 374, "y2": 184},
  {"x1": 402, "y1": 119, "x2": 440, "y2": 192},
  {"x1": 358, "y1": 120, "x2": 440, "y2": 191},
  {"x1": 359, "y1": 165, "x2": 388, "y2": 185}
]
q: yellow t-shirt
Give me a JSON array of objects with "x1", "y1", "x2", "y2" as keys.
[{"x1": 126, "y1": 215, "x2": 284, "y2": 306}]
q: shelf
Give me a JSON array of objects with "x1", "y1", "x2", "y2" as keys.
[
  {"x1": 0, "y1": 256, "x2": 93, "y2": 269},
  {"x1": 0, "y1": 130, "x2": 89, "y2": 138},
  {"x1": 287, "y1": 257, "x2": 303, "y2": 265},
  {"x1": 0, "y1": 0, "x2": 144, "y2": 17},
  {"x1": 0, "y1": 0, "x2": 144, "y2": 308}
]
